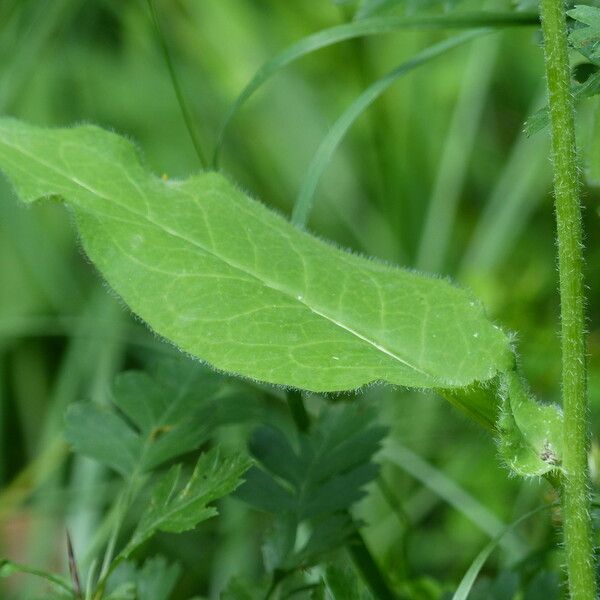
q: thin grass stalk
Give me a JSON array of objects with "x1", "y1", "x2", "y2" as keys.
[{"x1": 538, "y1": 0, "x2": 596, "y2": 597}]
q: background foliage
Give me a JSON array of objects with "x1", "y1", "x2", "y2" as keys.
[{"x1": 0, "y1": 0, "x2": 599, "y2": 598}]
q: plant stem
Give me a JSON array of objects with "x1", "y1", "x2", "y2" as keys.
[
  {"x1": 93, "y1": 473, "x2": 144, "y2": 599},
  {"x1": 285, "y1": 390, "x2": 310, "y2": 433},
  {"x1": 145, "y1": 0, "x2": 208, "y2": 169},
  {"x1": 538, "y1": 1, "x2": 595, "y2": 598},
  {"x1": 347, "y1": 531, "x2": 399, "y2": 600}
]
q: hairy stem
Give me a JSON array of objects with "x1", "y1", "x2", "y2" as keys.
[{"x1": 538, "y1": 1, "x2": 595, "y2": 597}]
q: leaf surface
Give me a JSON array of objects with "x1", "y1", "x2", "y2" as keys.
[
  {"x1": 238, "y1": 404, "x2": 386, "y2": 520},
  {"x1": 121, "y1": 449, "x2": 250, "y2": 558},
  {"x1": 64, "y1": 360, "x2": 255, "y2": 476},
  {"x1": 111, "y1": 556, "x2": 181, "y2": 600},
  {"x1": 497, "y1": 372, "x2": 564, "y2": 477},
  {"x1": 214, "y1": 10, "x2": 538, "y2": 164},
  {"x1": 0, "y1": 119, "x2": 513, "y2": 393},
  {"x1": 526, "y1": 5, "x2": 600, "y2": 136},
  {"x1": 0, "y1": 560, "x2": 74, "y2": 597},
  {"x1": 238, "y1": 404, "x2": 386, "y2": 569},
  {"x1": 568, "y1": 5, "x2": 600, "y2": 63},
  {"x1": 324, "y1": 564, "x2": 373, "y2": 600},
  {"x1": 525, "y1": 70, "x2": 600, "y2": 136}
]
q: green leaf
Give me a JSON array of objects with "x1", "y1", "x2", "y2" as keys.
[
  {"x1": 568, "y1": 5, "x2": 600, "y2": 63},
  {"x1": 292, "y1": 514, "x2": 357, "y2": 567},
  {"x1": 135, "y1": 557, "x2": 182, "y2": 600},
  {"x1": 585, "y1": 97, "x2": 600, "y2": 185},
  {"x1": 105, "y1": 556, "x2": 181, "y2": 600},
  {"x1": 523, "y1": 571, "x2": 560, "y2": 600},
  {"x1": 65, "y1": 402, "x2": 140, "y2": 476},
  {"x1": 261, "y1": 514, "x2": 297, "y2": 574},
  {"x1": 0, "y1": 559, "x2": 74, "y2": 597},
  {"x1": 214, "y1": 10, "x2": 537, "y2": 164},
  {"x1": 381, "y1": 439, "x2": 520, "y2": 546},
  {"x1": 0, "y1": 118, "x2": 513, "y2": 396},
  {"x1": 355, "y1": 0, "x2": 402, "y2": 19},
  {"x1": 515, "y1": 0, "x2": 539, "y2": 11},
  {"x1": 469, "y1": 572, "x2": 519, "y2": 600},
  {"x1": 452, "y1": 503, "x2": 554, "y2": 600},
  {"x1": 439, "y1": 380, "x2": 500, "y2": 430},
  {"x1": 221, "y1": 577, "x2": 268, "y2": 600},
  {"x1": 525, "y1": 69, "x2": 600, "y2": 135},
  {"x1": 294, "y1": 31, "x2": 483, "y2": 227},
  {"x1": 497, "y1": 371, "x2": 564, "y2": 477},
  {"x1": 525, "y1": 4, "x2": 600, "y2": 135},
  {"x1": 355, "y1": 0, "x2": 464, "y2": 20},
  {"x1": 324, "y1": 564, "x2": 373, "y2": 600},
  {"x1": 238, "y1": 404, "x2": 385, "y2": 569},
  {"x1": 64, "y1": 359, "x2": 255, "y2": 476},
  {"x1": 121, "y1": 448, "x2": 251, "y2": 558},
  {"x1": 239, "y1": 404, "x2": 386, "y2": 520},
  {"x1": 105, "y1": 584, "x2": 136, "y2": 600}
]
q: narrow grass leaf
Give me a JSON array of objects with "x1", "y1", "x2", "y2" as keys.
[
  {"x1": 293, "y1": 30, "x2": 484, "y2": 227},
  {"x1": 213, "y1": 11, "x2": 538, "y2": 165},
  {"x1": 452, "y1": 503, "x2": 554, "y2": 600},
  {"x1": 145, "y1": 0, "x2": 207, "y2": 169},
  {"x1": 355, "y1": 0, "x2": 404, "y2": 19},
  {"x1": 355, "y1": 0, "x2": 466, "y2": 20},
  {"x1": 381, "y1": 439, "x2": 522, "y2": 551},
  {"x1": 0, "y1": 560, "x2": 74, "y2": 596}
]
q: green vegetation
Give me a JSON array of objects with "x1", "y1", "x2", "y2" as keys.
[{"x1": 0, "y1": 1, "x2": 599, "y2": 599}]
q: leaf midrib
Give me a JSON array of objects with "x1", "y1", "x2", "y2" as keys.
[
  {"x1": 2, "y1": 135, "x2": 451, "y2": 381},
  {"x1": 138, "y1": 460, "x2": 235, "y2": 539}
]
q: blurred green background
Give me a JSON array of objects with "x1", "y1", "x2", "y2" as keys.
[{"x1": 0, "y1": 0, "x2": 598, "y2": 598}]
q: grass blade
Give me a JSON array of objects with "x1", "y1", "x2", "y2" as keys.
[
  {"x1": 416, "y1": 32, "x2": 500, "y2": 273},
  {"x1": 452, "y1": 503, "x2": 554, "y2": 600},
  {"x1": 0, "y1": 560, "x2": 74, "y2": 597},
  {"x1": 381, "y1": 439, "x2": 525, "y2": 555},
  {"x1": 292, "y1": 30, "x2": 484, "y2": 228},
  {"x1": 460, "y1": 89, "x2": 550, "y2": 274},
  {"x1": 213, "y1": 11, "x2": 539, "y2": 166},
  {"x1": 145, "y1": 0, "x2": 207, "y2": 169}
]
